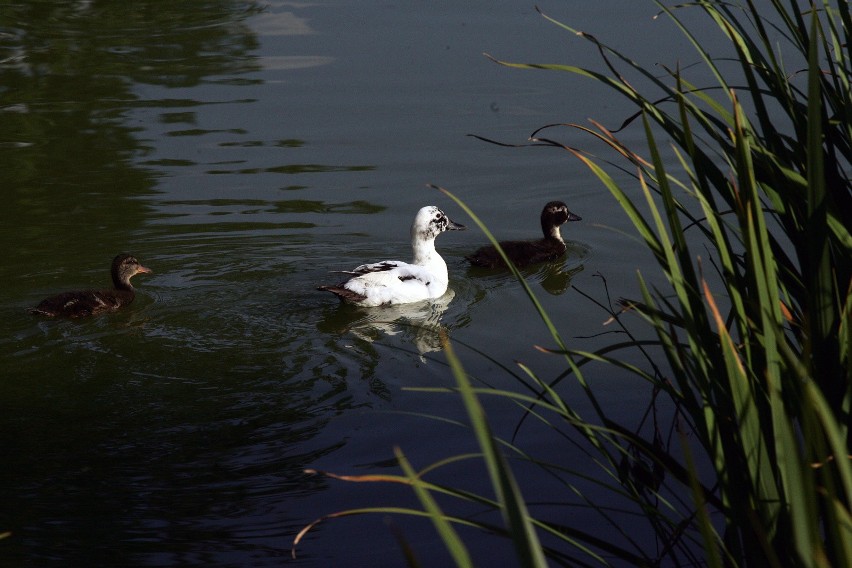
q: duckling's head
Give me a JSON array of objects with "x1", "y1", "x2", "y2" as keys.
[
  {"x1": 111, "y1": 253, "x2": 152, "y2": 289},
  {"x1": 541, "y1": 201, "x2": 582, "y2": 240}
]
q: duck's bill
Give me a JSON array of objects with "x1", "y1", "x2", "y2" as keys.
[
  {"x1": 567, "y1": 213, "x2": 582, "y2": 222},
  {"x1": 447, "y1": 220, "x2": 467, "y2": 231},
  {"x1": 137, "y1": 265, "x2": 153, "y2": 274}
]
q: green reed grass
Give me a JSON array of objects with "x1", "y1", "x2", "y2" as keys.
[{"x1": 297, "y1": 2, "x2": 851, "y2": 565}]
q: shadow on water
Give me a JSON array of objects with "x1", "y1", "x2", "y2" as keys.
[
  {"x1": 2, "y1": 270, "x2": 390, "y2": 566},
  {"x1": 0, "y1": 2, "x2": 384, "y2": 566}
]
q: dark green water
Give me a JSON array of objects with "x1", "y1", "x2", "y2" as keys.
[{"x1": 0, "y1": 1, "x2": 697, "y2": 565}]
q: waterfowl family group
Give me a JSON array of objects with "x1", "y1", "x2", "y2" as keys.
[
  {"x1": 29, "y1": 200, "x2": 582, "y2": 316},
  {"x1": 317, "y1": 200, "x2": 582, "y2": 307}
]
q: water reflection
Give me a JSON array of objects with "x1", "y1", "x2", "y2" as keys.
[
  {"x1": 0, "y1": 0, "x2": 267, "y2": 255},
  {"x1": 143, "y1": 198, "x2": 385, "y2": 225},
  {"x1": 317, "y1": 289, "x2": 456, "y2": 357},
  {"x1": 539, "y1": 262, "x2": 585, "y2": 295},
  {"x1": 0, "y1": 2, "x2": 362, "y2": 565}
]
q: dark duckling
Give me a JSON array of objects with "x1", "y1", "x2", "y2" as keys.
[
  {"x1": 30, "y1": 254, "x2": 152, "y2": 318},
  {"x1": 466, "y1": 201, "x2": 582, "y2": 269}
]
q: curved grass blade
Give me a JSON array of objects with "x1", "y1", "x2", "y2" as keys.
[{"x1": 439, "y1": 329, "x2": 549, "y2": 568}]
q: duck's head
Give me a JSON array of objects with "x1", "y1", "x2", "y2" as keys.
[
  {"x1": 541, "y1": 201, "x2": 581, "y2": 239},
  {"x1": 412, "y1": 206, "x2": 466, "y2": 241},
  {"x1": 112, "y1": 253, "x2": 152, "y2": 288}
]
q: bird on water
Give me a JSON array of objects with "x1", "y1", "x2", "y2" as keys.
[
  {"x1": 318, "y1": 206, "x2": 466, "y2": 307},
  {"x1": 30, "y1": 253, "x2": 152, "y2": 318},
  {"x1": 466, "y1": 201, "x2": 581, "y2": 269}
]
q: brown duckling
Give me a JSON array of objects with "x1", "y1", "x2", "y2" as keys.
[
  {"x1": 30, "y1": 254, "x2": 152, "y2": 318},
  {"x1": 466, "y1": 201, "x2": 582, "y2": 269}
]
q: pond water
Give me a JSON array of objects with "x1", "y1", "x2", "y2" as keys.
[{"x1": 1, "y1": 1, "x2": 731, "y2": 566}]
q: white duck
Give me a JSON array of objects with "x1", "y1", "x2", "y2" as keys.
[{"x1": 318, "y1": 206, "x2": 466, "y2": 307}]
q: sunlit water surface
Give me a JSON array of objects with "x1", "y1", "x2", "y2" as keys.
[{"x1": 1, "y1": 1, "x2": 729, "y2": 565}]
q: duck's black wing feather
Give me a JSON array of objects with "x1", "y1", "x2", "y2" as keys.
[{"x1": 316, "y1": 285, "x2": 368, "y2": 303}]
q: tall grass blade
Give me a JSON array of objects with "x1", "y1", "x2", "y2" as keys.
[
  {"x1": 439, "y1": 330, "x2": 548, "y2": 568},
  {"x1": 394, "y1": 447, "x2": 473, "y2": 567}
]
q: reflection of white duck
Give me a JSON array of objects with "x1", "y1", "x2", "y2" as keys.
[
  {"x1": 318, "y1": 206, "x2": 466, "y2": 307},
  {"x1": 347, "y1": 289, "x2": 456, "y2": 355}
]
